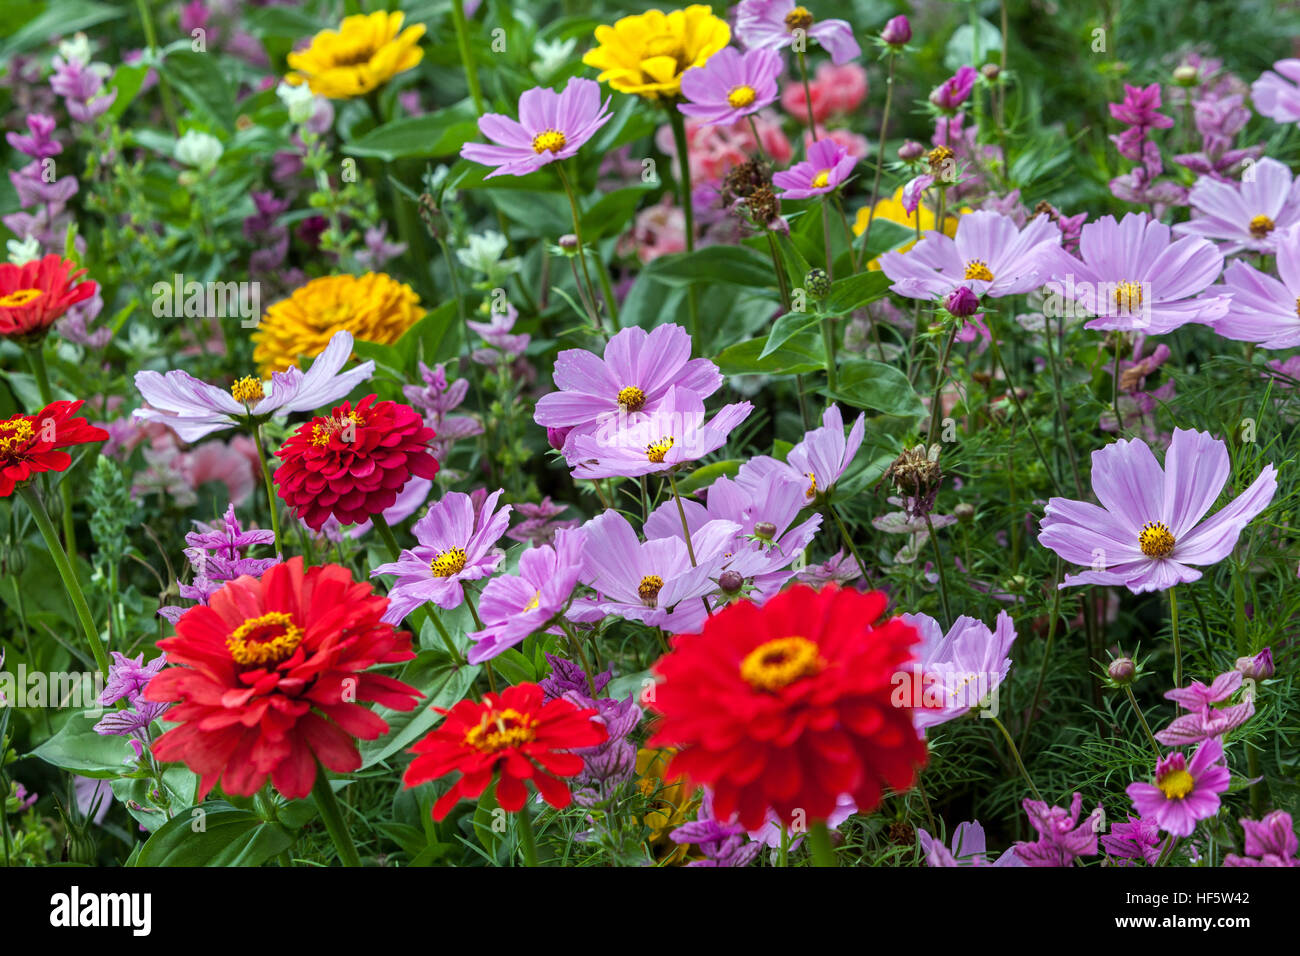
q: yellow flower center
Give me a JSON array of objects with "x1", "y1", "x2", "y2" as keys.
[
  {"x1": 532, "y1": 129, "x2": 568, "y2": 154},
  {"x1": 1249, "y1": 214, "x2": 1275, "y2": 239},
  {"x1": 0, "y1": 418, "x2": 35, "y2": 455},
  {"x1": 431, "y1": 548, "x2": 468, "y2": 577},
  {"x1": 1295, "y1": 295, "x2": 1300, "y2": 319},
  {"x1": 964, "y1": 259, "x2": 994, "y2": 282},
  {"x1": 927, "y1": 145, "x2": 954, "y2": 167},
  {"x1": 784, "y1": 6, "x2": 814, "y2": 31},
  {"x1": 230, "y1": 375, "x2": 265, "y2": 405},
  {"x1": 811, "y1": 169, "x2": 831, "y2": 189},
  {"x1": 1157, "y1": 768, "x2": 1195, "y2": 800},
  {"x1": 804, "y1": 471, "x2": 818, "y2": 500},
  {"x1": 522, "y1": 590, "x2": 541, "y2": 613},
  {"x1": 1114, "y1": 280, "x2": 1144, "y2": 314},
  {"x1": 0, "y1": 288, "x2": 43, "y2": 307},
  {"x1": 1138, "y1": 521, "x2": 1175, "y2": 558},
  {"x1": 727, "y1": 85, "x2": 757, "y2": 108},
  {"x1": 227, "y1": 611, "x2": 304, "y2": 667},
  {"x1": 740, "y1": 636, "x2": 824, "y2": 692},
  {"x1": 638, "y1": 574, "x2": 664, "y2": 608},
  {"x1": 617, "y1": 385, "x2": 646, "y2": 412},
  {"x1": 646, "y1": 436, "x2": 674, "y2": 463},
  {"x1": 643, "y1": 33, "x2": 685, "y2": 60},
  {"x1": 309, "y1": 413, "x2": 363, "y2": 448},
  {"x1": 463, "y1": 708, "x2": 538, "y2": 754}
]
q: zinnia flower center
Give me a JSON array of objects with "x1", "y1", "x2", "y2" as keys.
[
  {"x1": 230, "y1": 375, "x2": 265, "y2": 405},
  {"x1": 740, "y1": 636, "x2": 824, "y2": 692},
  {"x1": 531, "y1": 129, "x2": 568, "y2": 154},
  {"x1": 727, "y1": 85, "x2": 757, "y2": 108},
  {"x1": 784, "y1": 6, "x2": 814, "y2": 31},
  {"x1": 811, "y1": 169, "x2": 832, "y2": 189},
  {"x1": 463, "y1": 708, "x2": 538, "y2": 753},
  {"x1": 964, "y1": 259, "x2": 995, "y2": 282},
  {"x1": 1249, "y1": 214, "x2": 1275, "y2": 238},
  {"x1": 0, "y1": 288, "x2": 43, "y2": 307},
  {"x1": 331, "y1": 40, "x2": 377, "y2": 67},
  {"x1": 227, "y1": 611, "x2": 304, "y2": 667},
  {"x1": 1157, "y1": 767, "x2": 1195, "y2": 800},
  {"x1": 643, "y1": 33, "x2": 685, "y2": 60},
  {"x1": 1138, "y1": 521, "x2": 1176, "y2": 558},
  {"x1": 309, "y1": 413, "x2": 363, "y2": 447},
  {"x1": 0, "y1": 418, "x2": 34, "y2": 456},
  {"x1": 1114, "y1": 280, "x2": 1144, "y2": 314},
  {"x1": 646, "y1": 436, "x2": 674, "y2": 463},
  {"x1": 617, "y1": 385, "x2": 646, "y2": 411},
  {"x1": 431, "y1": 547, "x2": 468, "y2": 577},
  {"x1": 638, "y1": 574, "x2": 664, "y2": 607}
]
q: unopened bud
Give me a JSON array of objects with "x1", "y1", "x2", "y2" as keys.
[
  {"x1": 718, "y1": 570, "x2": 744, "y2": 593},
  {"x1": 953, "y1": 503, "x2": 975, "y2": 523},
  {"x1": 898, "y1": 140, "x2": 925, "y2": 162},
  {"x1": 753, "y1": 521, "x2": 777, "y2": 541},
  {"x1": 1172, "y1": 64, "x2": 1199, "y2": 86},
  {"x1": 558, "y1": 233, "x2": 579, "y2": 253},
  {"x1": 1235, "y1": 648, "x2": 1274, "y2": 681},
  {"x1": 980, "y1": 63, "x2": 1000, "y2": 82},
  {"x1": 805, "y1": 268, "x2": 831, "y2": 298},
  {"x1": 1108, "y1": 657, "x2": 1136, "y2": 684},
  {"x1": 945, "y1": 285, "x2": 980, "y2": 317}
]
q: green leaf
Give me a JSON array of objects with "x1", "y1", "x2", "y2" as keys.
[
  {"x1": 580, "y1": 186, "x2": 654, "y2": 241},
  {"x1": 859, "y1": 217, "x2": 916, "y2": 264},
  {"x1": 644, "y1": 245, "x2": 776, "y2": 290},
  {"x1": 674, "y1": 459, "x2": 741, "y2": 495},
  {"x1": 825, "y1": 271, "x2": 893, "y2": 315},
  {"x1": 358, "y1": 650, "x2": 481, "y2": 768},
  {"x1": 2, "y1": 0, "x2": 124, "y2": 54},
  {"x1": 110, "y1": 767, "x2": 199, "y2": 833},
  {"x1": 104, "y1": 64, "x2": 150, "y2": 121},
  {"x1": 825, "y1": 360, "x2": 926, "y2": 419},
  {"x1": 344, "y1": 106, "x2": 481, "y2": 161},
  {"x1": 30, "y1": 710, "x2": 138, "y2": 779},
  {"x1": 944, "y1": 19, "x2": 1002, "y2": 71},
  {"x1": 759, "y1": 311, "x2": 822, "y2": 359},
  {"x1": 160, "y1": 50, "x2": 236, "y2": 130},
  {"x1": 134, "y1": 802, "x2": 293, "y2": 867},
  {"x1": 716, "y1": 329, "x2": 825, "y2": 376}
]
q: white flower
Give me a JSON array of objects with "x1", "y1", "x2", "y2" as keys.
[
  {"x1": 456, "y1": 230, "x2": 520, "y2": 285},
  {"x1": 57, "y1": 32, "x2": 92, "y2": 67},
  {"x1": 174, "y1": 130, "x2": 224, "y2": 170},
  {"x1": 531, "y1": 38, "x2": 577, "y2": 81},
  {"x1": 6, "y1": 235, "x2": 41, "y2": 265},
  {"x1": 276, "y1": 80, "x2": 317, "y2": 125}
]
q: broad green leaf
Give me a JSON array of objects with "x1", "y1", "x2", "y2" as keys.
[
  {"x1": 160, "y1": 50, "x2": 236, "y2": 130},
  {"x1": 644, "y1": 245, "x2": 776, "y2": 290},
  {"x1": 358, "y1": 650, "x2": 480, "y2": 768},
  {"x1": 675, "y1": 459, "x2": 741, "y2": 495},
  {"x1": 825, "y1": 359, "x2": 926, "y2": 419},
  {"x1": 134, "y1": 802, "x2": 293, "y2": 867},
  {"x1": 30, "y1": 710, "x2": 138, "y2": 779},
  {"x1": 344, "y1": 107, "x2": 481, "y2": 161},
  {"x1": 716, "y1": 329, "x2": 825, "y2": 376},
  {"x1": 826, "y1": 271, "x2": 893, "y2": 315},
  {"x1": 760, "y1": 311, "x2": 822, "y2": 359}
]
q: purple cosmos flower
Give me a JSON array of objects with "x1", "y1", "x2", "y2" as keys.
[
  {"x1": 460, "y1": 76, "x2": 612, "y2": 179},
  {"x1": 1101, "y1": 815, "x2": 1163, "y2": 866},
  {"x1": 796, "y1": 548, "x2": 862, "y2": 585},
  {"x1": 577, "y1": 508, "x2": 737, "y2": 633},
  {"x1": 930, "y1": 66, "x2": 977, "y2": 113},
  {"x1": 1039, "y1": 429, "x2": 1277, "y2": 594},
  {"x1": 135, "y1": 329, "x2": 374, "y2": 442},
  {"x1": 534, "y1": 323, "x2": 722, "y2": 460},
  {"x1": 671, "y1": 793, "x2": 763, "y2": 867},
  {"x1": 506, "y1": 496, "x2": 579, "y2": 547},
  {"x1": 466, "y1": 527, "x2": 586, "y2": 664},
  {"x1": 899, "y1": 611, "x2": 1017, "y2": 731},
  {"x1": 1175, "y1": 158, "x2": 1300, "y2": 254},
  {"x1": 772, "y1": 138, "x2": 856, "y2": 199},
  {"x1": 735, "y1": 0, "x2": 861, "y2": 65},
  {"x1": 1252, "y1": 60, "x2": 1300, "y2": 126},
  {"x1": 99, "y1": 651, "x2": 167, "y2": 708},
  {"x1": 1224, "y1": 811, "x2": 1300, "y2": 866},
  {"x1": 371, "y1": 489, "x2": 512, "y2": 622},
  {"x1": 880, "y1": 210, "x2": 1062, "y2": 302},
  {"x1": 1156, "y1": 670, "x2": 1255, "y2": 746},
  {"x1": 565, "y1": 389, "x2": 753, "y2": 480},
  {"x1": 738, "y1": 403, "x2": 865, "y2": 504},
  {"x1": 1043, "y1": 212, "x2": 1230, "y2": 334},
  {"x1": 918, "y1": 820, "x2": 1024, "y2": 866},
  {"x1": 746, "y1": 793, "x2": 856, "y2": 853},
  {"x1": 679, "y1": 46, "x2": 781, "y2": 127},
  {"x1": 1014, "y1": 793, "x2": 1103, "y2": 867},
  {"x1": 1127, "y1": 738, "x2": 1231, "y2": 837},
  {"x1": 1209, "y1": 223, "x2": 1300, "y2": 348}
]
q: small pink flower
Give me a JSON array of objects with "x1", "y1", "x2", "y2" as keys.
[{"x1": 1127, "y1": 738, "x2": 1231, "y2": 837}]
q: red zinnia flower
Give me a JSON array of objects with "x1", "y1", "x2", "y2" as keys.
[
  {"x1": 405, "y1": 682, "x2": 606, "y2": 820},
  {"x1": 144, "y1": 557, "x2": 422, "y2": 800},
  {"x1": 0, "y1": 401, "x2": 109, "y2": 497},
  {"x1": 0, "y1": 254, "x2": 97, "y2": 341},
  {"x1": 649, "y1": 584, "x2": 928, "y2": 829},
  {"x1": 274, "y1": 394, "x2": 439, "y2": 530}
]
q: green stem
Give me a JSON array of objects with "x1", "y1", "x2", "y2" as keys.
[
  {"x1": 134, "y1": 0, "x2": 179, "y2": 133},
  {"x1": 449, "y1": 0, "x2": 485, "y2": 114},
  {"x1": 667, "y1": 108, "x2": 700, "y2": 344},
  {"x1": 859, "y1": 53, "x2": 896, "y2": 258},
  {"x1": 253, "y1": 425, "x2": 283, "y2": 555},
  {"x1": 990, "y1": 714, "x2": 1042, "y2": 802},
  {"x1": 556, "y1": 164, "x2": 609, "y2": 333},
  {"x1": 1019, "y1": 560, "x2": 1061, "y2": 754},
  {"x1": 311, "y1": 765, "x2": 361, "y2": 867},
  {"x1": 1112, "y1": 334, "x2": 1124, "y2": 434},
  {"x1": 927, "y1": 325, "x2": 958, "y2": 444},
  {"x1": 986, "y1": 320, "x2": 1064, "y2": 496},
  {"x1": 828, "y1": 504, "x2": 869, "y2": 583},
  {"x1": 833, "y1": 194, "x2": 859, "y2": 273},
  {"x1": 517, "y1": 791, "x2": 540, "y2": 867},
  {"x1": 1126, "y1": 686, "x2": 1161, "y2": 757},
  {"x1": 1169, "y1": 586, "x2": 1182, "y2": 689},
  {"x1": 808, "y1": 819, "x2": 836, "y2": 867},
  {"x1": 796, "y1": 51, "x2": 818, "y2": 139},
  {"x1": 26, "y1": 345, "x2": 77, "y2": 555},
  {"x1": 924, "y1": 514, "x2": 953, "y2": 625}
]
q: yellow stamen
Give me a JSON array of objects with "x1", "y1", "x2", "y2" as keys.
[
  {"x1": 1138, "y1": 521, "x2": 1175, "y2": 558},
  {"x1": 804, "y1": 471, "x2": 818, "y2": 500},
  {"x1": 431, "y1": 547, "x2": 468, "y2": 577},
  {"x1": 617, "y1": 385, "x2": 646, "y2": 412},
  {"x1": 740, "y1": 636, "x2": 824, "y2": 692},
  {"x1": 784, "y1": 6, "x2": 814, "y2": 31},
  {"x1": 964, "y1": 259, "x2": 994, "y2": 282},
  {"x1": 230, "y1": 375, "x2": 265, "y2": 405},
  {"x1": 462, "y1": 708, "x2": 538, "y2": 753},
  {"x1": 522, "y1": 590, "x2": 541, "y2": 613},
  {"x1": 1157, "y1": 768, "x2": 1195, "y2": 799},
  {"x1": 1249, "y1": 214, "x2": 1275, "y2": 239},
  {"x1": 0, "y1": 418, "x2": 35, "y2": 455},
  {"x1": 811, "y1": 169, "x2": 831, "y2": 189},
  {"x1": 532, "y1": 129, "x2": 567, "y2": 154},
  {"x1": 638, "y1": 574, "x2": 664, "y2": 608},
  {"x1": 727, "y1": 85, "x2": 757, "y2": 108},
  {"x1": 646, "y1": 436, "x2": 674, "y2": 463},
  {"x1": 0, "y1": 288, "x2": 43, "y2": 307},
  {"x1": 1114, "y1": 280, "x2": 1144, "y2": 314},
  {"x1": 227, "y1": 611, "x2": 304, "y2": 667}
]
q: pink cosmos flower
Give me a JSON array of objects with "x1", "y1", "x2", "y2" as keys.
[
  {"x1": 930, "y1": 66, "x2": 977, "y2": 113},
  {"x1": 772, "y1": 138, "x2": 855, "y2": 199},
  {"x1": 899, "y1": 611, "x2": 1017, "y2": 731},
  {"x1": 735, "y1": 0, "x2": 861, "y2": 65},
  {"x1": 1039, "y1": 429, "x2": 1277, "y2": 593},
  {"x1": 1175, "y1": 158, "x2": 1300, "y2": 254},
  {"x1": 1127, "y1": 738, "x2": 1231, "y2": 837},
  {"x1": 460, "y1": 77, "x2": 613, "y2": 179},
  {"x1": 679, "y1": 47, "x2": 781, "y2": 127},
  {"x1": 1155, "y1": 669, "x2": 1255, "y2": 747},
  {"x1": 1210, "y1": 222, "x2": 1300, "y2": 348},
  {"x1": 919, "y1": 820, "x2": 1024, "y2": 866},
  {"x1": 736, "y1": 403, "x2": 864, "y2": 503},
  {"x1": 1252, "y1": 59, "x2": 1300, "y2": 126}
]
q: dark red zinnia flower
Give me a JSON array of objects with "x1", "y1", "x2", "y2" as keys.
[
  {"x1": 273, "y1": 394, "x2": 439, "y2": 530},
  {"x1": 0, "y1": 400, "x2": 109, "y2": 497},
  {"x1": 648, "y1": 584, "x2": 928, "y2": 830},
  {"x1": 0, "y1": 254, "x2": 97, "y2": 341},
  {"x1": 404, "y1": 682, "x2": 606, "y2": 820},
  {"x1": 144, "y1": 557, "x2": 422, "y2": 800}
]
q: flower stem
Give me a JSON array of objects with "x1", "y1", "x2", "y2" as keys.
[
  {"x1": 1169, "y1": 586, "x2": 1182, "y2": 689},
  {"x1": 18, "y1": 484, "x2": 109, "y2": 679},
  {"x1": 1019, "y1": 559, "x2": 1061, "y2": 754},
  {"x1": 311, "y1": 765, "x2": 361, "y2": 867},
  {"x1": 828, "y1": 503, "x2": 869, "y2": 582},
  {"x1": 253, "y1": 425, "x2": 283, "y2": 556},
  {"x1": 667, "y1": 108, "x2": 700, "y2": 344},
  {"x1": 449, "y1": 0, "x2": 485, "y2": 115},
  {"x1": 517, "y1": 792, "x2": 540, "y2": 867},
  {"x1": 927, "y1": 325, "x2": 958, "y2": 443},
  {"x1": 668, "y1": 470, "x2": 712, "y2": 620},
  {"x1": 990, "y1": 714, "x2": 1042, "y2": 802},
  {"x1": 556, "y1": 163, "x2": 609, "y2": 333},
  {"x1": 859, "y1": 52, "x2": 896, "y2": 257},
  {"x1": 924, "y1": 514, "x2": 953, "y2": 626},
  {"x1": 1126, "y1": 685, "x2": 1161, "y2": 757},
  {"x1": 796, "y1": 51, "x2": 818, "y2": 139},
  {"x1": 26, "y1": 344, "x2": 77, "y2": 556},
  {"x1": 985, "y1": 319, "x2": 1064, "y2": 497},
  {"x1": 808, "y1": 819, "x2": 836, "y2": 867}
]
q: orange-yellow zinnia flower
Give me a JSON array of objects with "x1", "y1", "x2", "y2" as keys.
[
  {"x1": 583, "y1": 5, "x2": 731, "y2": 100},
  {"x1": 285, "y1": 11, "x2": 425, "y2": 99}
]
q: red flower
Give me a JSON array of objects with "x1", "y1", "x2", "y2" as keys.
[
  {"x1": 0, "y1": 255, "x2": 97, "y2": 341},
  {"x1": 648, "y1": 584, "x2": 928, "y2": 830},
  {"x1": 0, "y1": 401, "x2": 108, "y2": 497},
  {"x1": 405, "y1": 682, "x2": 606, "y2": 820},
  {"x1": 144, "y1": 557, "x2": 422, "y2": 800},
  {"x1": 274, "y1": 394, "x2": 439, "y2": 530}
]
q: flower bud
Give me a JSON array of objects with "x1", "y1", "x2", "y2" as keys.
[
  {"x1": 558, "y1": 233, "x2": 579, "y2": 254},
  {"x1": 753, "y1": 521, "x2": 777, "y2": 541},
  {"x1": 1172, "y1": 64, "x2": 1200, "y2": 86},
  {"x1": 953, "y1": 502, "x2": 975, "y2": 524},
  {"x1": 1108, "y1": 657, "x2": 1136, "y2": 684},
  {"x1": 881, "y1": 15, "x2": 912, "y2": 47},
  {"x1": 1235, "y1": 648, "x2": 1274, "y2": 681},
  {"x1": 945, "y1": 285, "x2": 980, "y2": 317},
  {"x1": 898, "y1": 140, "x2": 925, "y2": 162},
  {"x1": 805, "y1": 268, "x2": 831, "y2": 298},
  {"x1": 546, "y1": 426, "x2": 572, "y2": 451},
  {"x1": 718, "y1": 570, "x2": 744, "y2": 593},
  {"x1": 981, "y1": 63, "x2": 1000, "y2": 82}
]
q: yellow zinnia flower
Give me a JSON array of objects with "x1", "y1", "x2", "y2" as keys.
[
  {"x1": 636, "y1": 747, "x2": 700, "y2": 865},
  {"x1": 583, "y1": 5, "x2": 730, "y2": 100},
  {"x1": 285, "y1": 11, "x2": 425, "y2": 100},
  {"x1": 253, "y1": 273, "x2": 424, "y2": 375},
  {"x1": 853, "y1": 186, "x2": 965, "y2": 270}
]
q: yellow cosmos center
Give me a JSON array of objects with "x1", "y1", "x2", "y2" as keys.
[
  {"x1": 811, "y1": 169, "x2": 832, "y2": 189},
  {"x1": 638, "y1": 574, "x2": 664, "y2": 608},
  {"x1": 1157, "y1": 768, "x2": 1195, "y2": 800},
  {"x1": 727, "y1": 85, "x2": 757, "y2": 108},
  {"x1": 230, "y1": 375, "x2": 265, "y2": 405},
  {"x1": 1249, "y1": 214, "x2": 1275, "y2": 238},
  {"x1": 522, "y1": 591, "x2": 541, "y2": 614},
  {"x1": 804, "y1": 471, "x2": 818, "y2": 500},
  {"x1": 1138, "y1": 521, "x2": 1175, "y2": 558},
  {"x1": 964, "y1": 259, "x2": 994, "y2": 282},
  {"x1": 532, "y1": 129, "x2": 567, "y2": 154},
  {"x1": 617, "y1": 385, "x2": 646, "y2": 412},
  {"x1": 0, "y1": 288, "x2": 43, "y2": 307},
  {"x1": 646, "y1": 436, "x2": 674, "y2": 463},
  {"x1": 1294, "y1": 296, "x2": 1300, "y2": 319},
  {"x1": 1114, "y1": 280, "x2": 1144, "y2": 314},
  {"x1": 431, "y1": 548, "x2": 468, "y2": 577},
  {"x1": 927, "y1": 145, "x2": 954, "y2": 166},
  {"x1": 227, "y1": 611, "x2": 304, "y2": 667},
  {"x1": 784, "y1": 6, "x2": 814, "y2": 31},
  {"x1": 740, "y1": 636, "x2": 824, "y2": 692},
  {"x1": 463, "y1": 708, "x2": 538, "y2": 754},
  {"x1": 0, "y1": 418, "x2": 35, "y2": 455}
]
